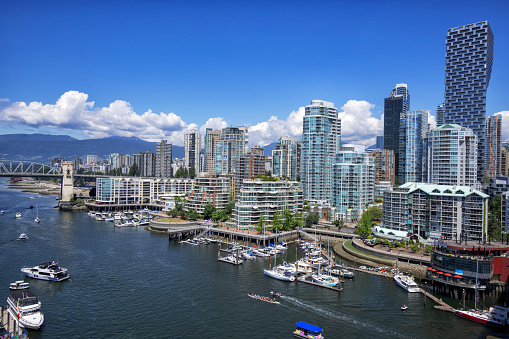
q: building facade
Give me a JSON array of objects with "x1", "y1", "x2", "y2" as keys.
[
  {"x1": 301, "y1": 100, "x2": 341, "y2": 202},
  {"x1": 369, "y1": 149, "x2": 395, "y2": 186},
  {"x1": 217, "y1": 126, "x2": 249, "y2": 175},
  {"x1": 332, "y1": 146, "x2": 374, "y2": 223},
  {"x1": 184, "y1": 129, "x2": 201, "y2": 173},
  {"x1": 156, "y1": 140, "x2": 172, "y2": 178},
  {"x1": 399, "y1": 109, "x2": 428, "y2": 185},
  {"x1": 486, "y1": 114, "x2": 502, "y2": 178},
  {"x1": 383, "y1": 182, "x2": 489, "y2": 241},
  {"x1": 272, "y1": 136, "x2": 300, "y2": 180},
  {"x1": 235, "y1": 146, "x2": 266, "y2": 200},
  {"x1": 234, "y1": 179, "x2": 303, "y2": 230},
  {"x1": 428, "y1": 124, "x2": 478, "y2": 187},
  {"x1": 203, "y1": 128, "x2": 221, "y2": 174},
  {"x1": 440, "y1": 21, "x2": 494, "y2": 182},
  {"x1": 186, "y1": 175, "x2": 231, "y2": 214}
]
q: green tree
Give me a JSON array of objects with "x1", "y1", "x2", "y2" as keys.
[
  {"x1": 282, "y1": 208, "x2": 293, "y2": 230},
  {"x1": 187, "y1": 210, "x2": 199, "y2": 220},
  {"x1": 356, "y1": 210, "x2": 373, "y2": 239},
  {"x1": 128, "y1": 163, "x2": 140, "y2": 177},
  {"x1": 264, "y1": 170, "x2": 271, "y2": 177},
  {"x1": 211, "y1": 211, "x2": 221, "y2": 223},
  {"x1": 488, "y1": 195, "x2": 502, "y2": 240},
  {"x1": 255, "y1": 215, "x2": 267, "y2": 233},
  {"x1": 410, "y1": 243, "x2": 419, "y2": 253},
  {"x1": 367, "y1": 206, "x2": 383, "y2": 221},
  {"x1": 272, "y1": 210, "x2": 282, "y2": 231},
  {"x1": 203, "y1": 204, "x2": 216, "y2": 220},
  {"x1": 189, "y1": 166, "x2": 196, "y2": 179},
  {"x1": 224, "y1": 202, "x2": 235, "y2": 215},
  {"x1": 305, "y1": 212, "x2": 319, "y2": 227}
]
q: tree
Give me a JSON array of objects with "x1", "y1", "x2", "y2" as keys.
[
  {"x1": 305, "y1": 212, "x2": 319, "y2": 227},
  {"x1": 189, "y1": 166, "x2": 196, "y2": 179},
  {"x1": 211, "y1": 211, "x2": 221, "y2": 223},
  {"x1": 224, "y1": 202, "x2": 235, "y2": 215},
  {"x1": 356, "y1": 210, "x2": 373, "y2": 239},
  {"x1": 282, "y1": 208, "x2": 293, "y2": 230},
  {"x1": 272, "y1": 210, "x2": 282, "y2": 231},
  {"x1": 333, "y1": 219, "x2": 344, "y2": 230},
  {"x1": 367, "y1": 206, "x2": 383, "y2": 221},
  {"x1": 128, "y1": 163, "x2": 140, "y2": 177},
  {"x1": 187, "y1": 210, "x2": 199, "y2": 220},
  {"x1": 76, "y1": 167, "x2": 85, "y2": 174},
  {"x1": 264, "y1": 170, "x2": 271, "y2": 177},
  {"x1": 255, "y1": 215, "x2": 266, "y2": 234},
  {"x1": 488, "y1": 195, "x2": 502, "y2": 240},
  {"x1": 203, "y1": 204, "x2": 216, "y2": 220}
]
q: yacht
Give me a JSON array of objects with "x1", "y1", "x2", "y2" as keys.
[
  {"x1": 16, "y1": 212, "x2": 21, "y2": 218},
  {"x1": 393, "y1": 273, "x2": 420, "y2": 293},
  {"x1": 18, "y1": 233, "x2": 28, "y2": 240},
  {"x1": 311, "y1": 272, "x2": 339, "y2": 287},
  {"x1": 7, "y1": 281, "x2": 44, "y2": 329},
  {"x1": 456, "y1": 305, "x2": 509, "y2": 327},
  {"x1": 263, "y1": 267, "x2": 296, "y2": 282},
  {"x1": 21, "y1": 261, "x2": 70, "y2": 282}
]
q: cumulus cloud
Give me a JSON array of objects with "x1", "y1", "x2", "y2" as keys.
[
  {"x1": 494, "y1": 111, "x2": 509, "y2": 142},
  {"x1": 248, "y1": 107, "x2": 304, "y2": 147},
  {"x1": 338, "y1": 100, "x2": 383, "y2": 146},
  {"x1": 428, "y1": 111, "x2": 437, "y2": 130},
  {"x1": 0, "y1": 91, "x2": 191, "y2": 144}
]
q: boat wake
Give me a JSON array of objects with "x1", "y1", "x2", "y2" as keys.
[{"x1": 281, "y1": 296, "x2": 411, "y2": 339}]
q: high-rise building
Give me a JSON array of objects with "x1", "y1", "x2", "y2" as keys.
[
  {"x1": 369, "y1": 149, "x2": 395, "y2": 186},
  {"x1": 133, "y1": 151, "x2": 156, "y2": 177},
  {"x1": 332, "y1": 145, "x2": 374, "y2": 223},
  {"x1": 204, "y1": 129, "x2": 221, "y2": 174},
  {"x1": 216, "y1": 126, "x2": 249, "y2": 175},
  {"x1": 184, "y1": 129, "x2": 201, "y2": 174},
  {"x1": 399, "y1": 109, "x2": 428, "y2": 184},
  {"x1": 429, "y1": 124, "x2": 478, "y2": 187},
  {"x1": 442, "y1": 21, "x2": 494, "y2": 182},
  {"x1": 301, "y1": 100, "x2": 341, "y2": 202},
  {"x1": 272, "y1": 136, "x2": 300, "y2": 180},
  {"x1": 502, "y1": 148, "x2": 509, "y2": 176},
  {"x1": 375, "y1": 136, "x2": 384, "y2": 149},
  {"x1": 156, "y1": 140, "x2": 172, "y2": 178},
  {"x1": 486, "y1": 115, "x2": 502, "y2": 178},
  {"x1": 384, "y1": 84, "x2": 410, "y2": 178},
  {"x1": 87, "y1": 155, "x2": 98, "y2": 165},
  {"x1": 235, "y1": 146, "x2": 266, "y2": 199},
  {"x1": 435, "y1": 103, "x2": 445, "y2": 126}
]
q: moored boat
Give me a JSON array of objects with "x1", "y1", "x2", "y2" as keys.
[
  {"x1": 393, "y1": 273, "x2": 420, "y2": 293},
  {"x1": 294, "y1": 321, "x2": 324, "y2": 338},
  {"x1": 7, "y1": 281, "x2": 44, "y2": 329},
  {"x1": 263, "y1": 267, "x2": 296, "y2": 282},
  {"x1": 21, "y1": 261, "x2": 70, "y2": 282},
  {"x1": 455, "y1": 306, "x2": 509, "y2": 327},
  {"x1": 311, "y1": 273, "x2": 339, "y2": 287}
]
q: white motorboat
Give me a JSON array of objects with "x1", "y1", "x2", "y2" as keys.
[
  {"x1": 21, "y1": 261, "x2": 70, "y2": 282},
  {"x1": 311, "y1": 272, "x2": 339, "y2": 287},
  {"x1": 241, "y1": 251, "x2": 256, "y2": 260},
  {"x1": 95, "y1": 214, "x2": 106, "y2": 221},
  {"x1": 18, "y1": 233, "x2": 28, "y2": 240},
  {"x1": 87, "y1": 211, "x2": 96, "y2": 217},
  {"x1": 218, "y1": 254, "x2": 244, "y2": 264},
  {"x1": 263, "y1": 267, "x2": 296, "y2": 282},
  {"x1": 1, "y1": 210, "x2": 4, "y2": 215},
  {"x1": 115, "y1": 221, "x2": 134, "y2": 227},
  {"x1": 393, "y1": 273, "x2": 420, "y2": 293},
  {"x1": 16, "y1": 212, "x2": 21, "y2": 218},
  {"x1": 104, "y1": 217, "x2": 115, "y2": 222},
  {"x1": 7, "y1": 281, "x2": 44, "y2": 329}
]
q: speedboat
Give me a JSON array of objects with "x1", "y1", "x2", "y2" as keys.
[
  {"x1": 7, "y1": 281, "x2": 44, "y2": 329},
  {"x1": 264, "y1": 267, "x2": 296, "y2": 282},
  {"x1": 34, "y1": 217, "x2": 40, "y2": 223},
  {"x1": 16, "y1": 212, "x2": 21, "y2": 218},
  {"x1": 393, "y1": 273, "x2": 420, "y2": 293},
  {"x1": 401, "y1": 304, "x2": 408, "y2": 310},
  {"x1": 311, "y1": 272, "x2": 339, "y2": 287},
  {"x1": 18, "y1": 233, "x2": 28, "y2": 240},
  {"x1": 218, "y1": 255, "x2": 244, "y2": 264},
  {"x1": 294, "y1": 321, "x2": 324, "y2": 339},
  {"x1": 21, "y1": 261, "x2": 70, "y2": 281},
  {"x1": 1, "y1": 210, "x2": 4, "y2": 215}
]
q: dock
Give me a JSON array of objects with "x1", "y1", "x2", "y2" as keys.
[
  {"x1": 0, "y1": 305, "x2": 29, "y2": 338},
  {"x1": 217, "y1": 257, "x2": 243, "y2": 265},
  {"x1": 297, "y1": 273, "x2": 343, "y2": 292}
]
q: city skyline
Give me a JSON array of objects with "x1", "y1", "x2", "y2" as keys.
[{"x1": 1, "y1": 1, "x2": 508, "y2": 147}]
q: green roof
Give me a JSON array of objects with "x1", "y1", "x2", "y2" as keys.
[
  {"x1": 436, "y1": 123, "x2": 463, "y2": 129},
  {"x1": 399, "y1": 182, "x2": 488, "y2": 198}
]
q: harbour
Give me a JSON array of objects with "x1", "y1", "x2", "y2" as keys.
[{"x1": 0, "y1": 178, "x2": 507, "y2": 338}]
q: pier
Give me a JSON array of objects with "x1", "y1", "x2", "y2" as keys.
[{"x1": 0, "y1": 306, "x2": 29, "y2": 338}]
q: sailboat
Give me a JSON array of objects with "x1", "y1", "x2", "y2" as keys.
[
  {"x1": 311, "y1": 236, "x2": 339, "y2": 287},
  {"x1": 263, "y1": 228, "x2": 295, "y2": 282},
  {"x1": 34, "y1": 204, "x2": 40, "y2": 223},
  {"x1": 455, "y1": 257, "x2": 509, "y2": 327}
]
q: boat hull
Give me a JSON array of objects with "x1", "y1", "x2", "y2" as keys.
[
  {"x1": 21, "y1": 269, "x2": 70, "y2": 282},
  {"x1": 393, "y1": 274, "x2": 420, "y2": 293},
  {"x1": 455, "y1": 310, "x2": 504, "y2": 327},
  {"x1": 264, "y1": 269, "x2": 295, "y2": 282}
]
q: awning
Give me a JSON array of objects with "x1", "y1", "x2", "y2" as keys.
[
  {"x1": 428, "y1": 267, "x2": 436, "y2": 271},
  {"x1": 295, "y1": 321, "x2": 323, "y2": 334},
  {"x1": 437, "y1": 272, "x2": 444, "y2": 275},
  {"x1": 444, "y1": 273, "x2": 452, "y2": 277},
  {"x1": 454, "y1": 275, "x2": 463, "y2": 279}
]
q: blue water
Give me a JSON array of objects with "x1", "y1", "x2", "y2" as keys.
[{"x1": 0, "y1": 178, "x2": 504, "y2": 338}]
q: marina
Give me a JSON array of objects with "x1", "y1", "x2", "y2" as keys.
[{"x1": 0, "y1": 178, "x2": 507, "y2": 338}]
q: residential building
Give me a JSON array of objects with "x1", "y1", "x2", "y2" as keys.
[
  {"x1": 184, "y1": 129, "x2": 201, "y2": 174},
  {"x1": 204, "y1": 128, "x2": 221, "y2": 174},
  {"x1": 301, "y1": 100, "x2": 341, "y2": 202},
  {"x1": 186, "y1": 175, "x2": 231, "y2": 214},
  {"x1": 133, "y1": 151, "x2": 156, "y2": 177},
  {"x1": 272, "y1": 136, "x2": 300, "y2": 180},
  {"x1": 234, "y1": 179, "x2": 302, "y2": 231},
  {"x1": 502, "y1": 148, "x2": 509, "y2": 176},
  {"x1": 384, "y1": 83, "x2": 410, "y2": 178},
  {"x1": 382, "y1": 182, "x2": 489, "y2": 240},
  {"x1": 375, "y1": 136, "x2": 384, "y2": 149},
  {"x1": 156, "y1": 140, "x2": 172, "y2": 178},
  {"x1": 369, "y1": 149, "x2": 395, "y2": 186},
  {"x1": 486, "y1": 175, "x2": 509, "y2": 198},
  {"x1": 86, "y1": 155, "x2": 97, "y2": 165},
  {"x1": 332, "y1": 145, "x2": 374, "y2": 223},
  {"x1": 503, "y1": 192, "x2": 509, "y2": 232},
  {"x1": 399, "y1": 109, "x2": 428, "y2": 184},
  {"x1": 235, "y1": 146, "x2": 266, "y2": 200},
  {"x1": 428, "y1": 124, "x2": 478, "y2": 187},
  {"x1": 73, "y1": 157, "x2": 82, "y2": 171},
  {"x1": 486, "y1": 115, "x2": 502, "y2": 178},
  {"x1": 374, "y1": 181, "x2": 392, "y2": 200},
  {"x1": 441, "y1": 21, "x2": 494, "y2": 182},
  {"x1": 217, "y1": 126, "x2": 249, "y2": 175}
]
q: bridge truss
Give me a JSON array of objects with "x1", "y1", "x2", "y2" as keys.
[{"x1": 0, "y1": 160, "x2": 63, "y2": 177}]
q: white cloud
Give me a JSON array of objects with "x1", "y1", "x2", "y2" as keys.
[
  {"x1": 428, "y1": 111, "x2": 437, "y2": 130},
  {"x1": 0, "y1": 98, "x2": 10, "y2": 102},
  {"x1": 338, "y1": 100, "x2": 382, "y2": 146},
  {"x1": 494, "y1": 111, "x2": 509, "y2": 142},
  {"x1": 248, "y1": 107, "x2": 304, "y2": 147}
]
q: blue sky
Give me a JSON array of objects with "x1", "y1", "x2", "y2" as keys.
[{"x1": 1, "y1": 0, "x2": 508, "y2": 146}]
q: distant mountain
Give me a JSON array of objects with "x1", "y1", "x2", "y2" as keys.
[
  {"x1": 0, "y1": 134, "x2": 184, "y2": 164},
  {"x1": 261, "y1": 142, "x2": 277, "y2": 156}
]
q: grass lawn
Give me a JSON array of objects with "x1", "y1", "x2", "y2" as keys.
[
  {"x1": 343, "y1": 239, "x2": 392, "y2": 260},
  {"x1": 158, "y1": 218, "x2": 188, "y2": 223}
]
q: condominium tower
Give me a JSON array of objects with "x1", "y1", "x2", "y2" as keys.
[
  {"x1": 156, "y1": 140, "x2": 172, "y2": 178},
  {"x1": 184, "y1": 129, "x2": 201, "y2": 173},
  {"x1": 398, "y1": 109, "x2": 428, "y2": 185},
  {"x1": 438, "y1": 21, "x2": 494, "y2": 182},
  {"x1": 217, "y1": 126, "x2": 249, "y2": 175},
  {"x1": 301, "y1": 100, "x2": 341, "y2": 202},
  {"x1": 486, "y1": 115, "x2": 502, "y2": 178},
  {"x1": 203, "y1": 128, "x2": 221, "y2": 174},
  {"x1": 272, "y1": 136, "x2": 300, "y2": 180}
]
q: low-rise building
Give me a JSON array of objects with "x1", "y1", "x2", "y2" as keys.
[
  {"x1": 234, "y1": 178, "x2": 302, "y2": 231},
  {"x1": 186, "y1": 175, "x2": 231, "y2": 214},
  {"x1": 383, "y1": 182, "x2": 489, "y2": 241}
]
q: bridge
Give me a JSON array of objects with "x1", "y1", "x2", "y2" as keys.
[{"x1": 0, "y1": 160, "x2": 105, "y2": 203}]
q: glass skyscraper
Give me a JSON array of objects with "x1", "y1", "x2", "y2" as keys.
[
  {"x1": 398, "y1": 109, "x2": 428, "y2": 185},
  {"x1": 441, "y1": 21, "x2": 494, "y2": 182},
  {"x1": 301, "y1": 100, "x2": 341, "y2": 202}
]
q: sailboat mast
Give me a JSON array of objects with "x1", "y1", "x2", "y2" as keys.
[{"x1": 475, "y1": 257, "x2": 479, "y2": 310}]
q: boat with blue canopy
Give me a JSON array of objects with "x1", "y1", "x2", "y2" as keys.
[{"x1": 294, "y1": 321, "x2": 324, "y2": 338}]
